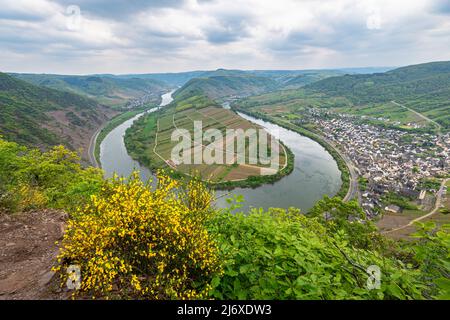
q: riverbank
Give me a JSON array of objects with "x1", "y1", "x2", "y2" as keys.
[
  {"x1": 232, "y1": 107, "x2": 351, "y2": 200},
  {"x1": 99, "y1": 96, "x2": 342, "y2": 211},
  {"x1": 124, "y1": 107, "x2": 295, "y2": 190},
  {"x1": 93, "y1": 107, "x2": 155, "y2": 166}
]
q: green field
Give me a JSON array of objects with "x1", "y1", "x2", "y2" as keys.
[
  {"x1": 94, "y1": 108, "x2": 157, "y2": 164},
  {"x1": 235, "y1": 62, "x2": 450, "y2": 133},
  {"x1": 125, "y1": 98, "x2": 289, "y2": 186}
]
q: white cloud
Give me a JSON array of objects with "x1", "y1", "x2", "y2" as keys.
[{"x1": 0, "y1": 0, "x2": 448, "y2": 73}]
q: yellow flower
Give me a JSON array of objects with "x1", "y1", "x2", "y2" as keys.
[{"x1": 54, "y1": 171, "x2": 222, "y2": 299}]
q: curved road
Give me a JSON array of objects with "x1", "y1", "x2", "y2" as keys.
[
  {"x1": 274, "y1": 117, "x2": 359, "y2": 203},
  {"x1": 391, "y1": 100, "x2": 442, "y2": 133},
  {"x1": 88, "y1": 123, "x2": 105, "y2": 168},
  {"x1": 330, "y1": 142, "x2": 360, "y2": 203},
  {"x1": 383, "y1": 178, "x2": 449, "y2": 234}
]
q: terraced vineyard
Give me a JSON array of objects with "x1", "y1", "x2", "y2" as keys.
[{"x1": 125, "y1": 102, "x2": 288, "y2": 185}]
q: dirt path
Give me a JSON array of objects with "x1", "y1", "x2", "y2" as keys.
[
  {"x1": 391, "y1": 100, "x2": 442, "y2": 133},
  {"x1": 275, "y1": 116, "x2": 358, "y2": 203},
  {"x1": 382, "y1": 178, "x2": 449, "y2": 235},
  {"x1": 88, "y1": 123, "x2": 105, "y2": 168},
  {"x1": 0, "y1": 210, "x2": 69, "y2": 300},
  {"x1": 170, "y1": 112, "x2": 288, "y2": 179}
]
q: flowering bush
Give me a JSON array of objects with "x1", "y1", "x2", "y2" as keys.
[
  {"x1": 0, "y1": 138, "x2": 103, "y2": 212},
  {"x1": 54, "y1": 172, "x2": 222, "y2": 299}
]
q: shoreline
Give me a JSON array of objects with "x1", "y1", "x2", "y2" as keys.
[
  {"x1": 124, "y1": 108, "x2": 295, "y2": 190},
  {"x1": 232, "y1": 107, "x2": 353, "y2": 200},
  {"x1": 91, "y1": 107, "x2": 155, "y2": 167}
]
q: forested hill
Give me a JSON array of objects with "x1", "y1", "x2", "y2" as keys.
[
  {"x1": 174, "y1": 74, "x2": 278, "y2": 100},
  {"x1": 305, "y1": 61, "x2": 450, "y2": 129},
  {"x1": 11, "y1": 73, "x2": 170, "y2": 109},
  {"x1": 282, "y1": 70, "x2": 344, "y2": 88},
  {"x1": 0, "y1": 72, "x2": 114, "y2": 159}
]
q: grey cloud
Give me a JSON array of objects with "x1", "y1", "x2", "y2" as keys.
[
  {"x1": 431, "y1": 0, "x2": 450, "y2": 14},
  {"x1": 0, "y1": 6, "x2": 50, "y2": 21},
  {"x1": 264, "y1": 8, "x2": 441, "y2": 58},
  {"x1": 205, "y1": 13, "x2": 252, "y2": 44},
  {"x1": 1, "y1": 0, "x2": 449, "y2": 74},
  {"x1": 52, "y1": 0, "x2": 185, "y2": 20}
]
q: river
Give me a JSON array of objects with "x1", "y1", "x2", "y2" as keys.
[
  {"x1": 100, "y1": 91, "x2": 342, "y2": 212},
  {"x1": 99, "y1": 90, "x2": 175, "y2": 182}
]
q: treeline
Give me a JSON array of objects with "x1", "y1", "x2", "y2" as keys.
[
  {"x1": 174, "y1": 74, "x2": 278, "y2": 101},
  {"x1": 0, "y1": 72, "x2": 107, "y2": 151},
  {"x1": 124, "y1": 112, "x2": 161, "y2": 171},
  {"x1": 305, "y1": 61, "x2": 450, "y2": 130},
  {"x1": 1, "y1": 137, "x2": 449, "y2": 300}
]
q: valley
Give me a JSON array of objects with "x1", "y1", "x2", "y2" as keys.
[
  {"x1": 1, "y1": 61, "x2": 449, "y2": 301},
  {"x1": 0, "y1": 72, "x2": 117, "y2": 162},
  {"x1": 11, "y1": 73, "x2": 170, "y2": 110},
  {"x1": 98, "y1": 90, "x2": 341, "y2": 212},
  {"x1": 231, "y1": 61, "x2": 450, "y2": 234},
  {"x1": 3, "y1": 0, "x2": 450, "y2": 303},
  {"x1": 125, "y1": 102, "x2": 290, "y2": 187}
]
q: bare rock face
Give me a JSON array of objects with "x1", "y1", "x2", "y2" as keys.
[{"x1": 0, "y1": 210, "x2": 69, "y2": 300}]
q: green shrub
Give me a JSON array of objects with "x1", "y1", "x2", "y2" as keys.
[
  {"x1": 208, "y1": 204, "x2": 424, "y2": 300},
  {"x1": 411, "y1": 222, "x2": 450, "y2": 299},
  {"x1": 0, "y1": 138, "x2": 103, "y2": 213}
]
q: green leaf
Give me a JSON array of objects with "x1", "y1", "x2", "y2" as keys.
[{"x1": 211, "y1": 276, "x2": 221, "y2": 288}]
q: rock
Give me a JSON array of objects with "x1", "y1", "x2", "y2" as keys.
[{"x1": 38, "y1": 271, "x2": 55, "y2": 287}]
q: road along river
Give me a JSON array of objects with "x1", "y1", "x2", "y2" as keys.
[{"x1": 100, "y1": 91, "x2": 342, "y2": 212}]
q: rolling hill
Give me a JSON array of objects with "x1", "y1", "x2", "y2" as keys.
[
  {"x1": 10, "y1": 73, "x2": 170, "y2": 109},
  {"x1": 112, "y1": 71, "x2": 206, "y2": 87},
  {"x1": 306, "y1": 61, "x2": 450, "y2": 129},
  {"x1": 0, "y1": 72, "x2": 115, "y2": 160},
  {"x1": 174, "y1": 74, "x2": 278, "y2": 101},
  {"x1": 115, "y1": 68, "x2": 386, "y2": 87},
  {"x1": 125, "y1": 91, "x2": 291, "y2": 188},
  {"x1": 282, "y1": 71, "x2": 345, "y2": 89}
]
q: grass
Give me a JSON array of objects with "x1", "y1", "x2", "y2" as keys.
[
  {"x1": 94, "y1": 107, "x2": 154, "y2": 164},
  {"x1": 237, "y1": 88, "x2": 442, "y2": 134},
  {"x1": 125, "y1": 102, "x2": 294, "y2": 189},
  {"x1": 333, "y1": 102, "x2": 430, "y2": 127}
]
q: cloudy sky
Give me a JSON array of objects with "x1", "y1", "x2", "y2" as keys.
[{"x1": 1, "y1": 0, "x2": 449, "y2": 74}]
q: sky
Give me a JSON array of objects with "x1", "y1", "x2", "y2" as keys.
[{"x1": 0, "y1": 0, "x2": 449, "y2": 74}]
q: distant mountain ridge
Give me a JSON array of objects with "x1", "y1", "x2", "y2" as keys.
[
  {"x1": 0, "y1": 72, "x2": 115, "y2": 160},
  {"x1": 94, "y1": 67, "x2": 391, "y2": 87},
  {"x1": 307, "y1": 61, "x2": 450, "y2": 99},
  {"x1": 306, "y1": 61, "x2": 450, "y2": 129},
  {"x1": 10, "y1": 73, "x2": 170, "y2": 109},
  {"x1": 174, "y1": 74, "x2": 279, "y2": 100}
]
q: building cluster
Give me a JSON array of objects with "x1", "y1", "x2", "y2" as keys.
[
  {"x1": 297, "y1": 110, "x2": 449, "y2": 217},
  {"x1": 125, "y1": 91, "x2": 160, "y2": 109}
]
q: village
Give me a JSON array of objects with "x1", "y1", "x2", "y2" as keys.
[
  {"x1": 296, "y1": 109, "x2": 450, "y2": 218},
  {"x1": 124, "y1": 91, "x2": 162, "y2": 109}
]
